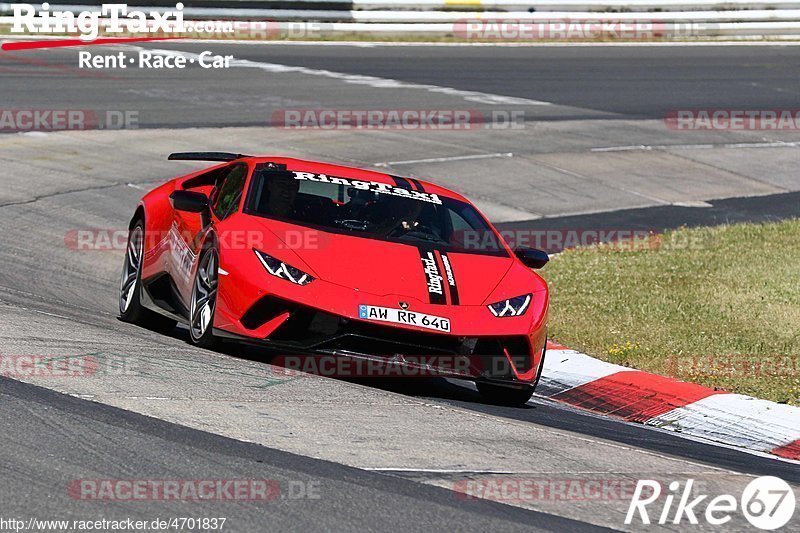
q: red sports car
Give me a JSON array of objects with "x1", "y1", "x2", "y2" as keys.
[{"x1": 119, "y1": 153, "x2": 549, "y2": 405}]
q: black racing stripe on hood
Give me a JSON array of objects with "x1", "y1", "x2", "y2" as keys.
[
  {"x1": 438, "y1": 251, "x2": 460, "y2": 306},
  {"x1": 391, "y1": 175, "x2": 414, "y2": 190},
  {"x1": 417, "y1": 246, "x2": 447, "y2": 305},
  {"x1": 408, "y1": 178, "x2": 425, "y2": 192}
]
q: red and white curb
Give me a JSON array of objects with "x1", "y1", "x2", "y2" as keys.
[{"x1": 538, "y1": 342, "x2": 800, "y2": 461}]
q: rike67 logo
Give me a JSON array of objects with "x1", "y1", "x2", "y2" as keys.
[{"x1": 626, "y1": 476, "x2": 796, "y2": 529}]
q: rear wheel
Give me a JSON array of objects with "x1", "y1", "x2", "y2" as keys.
[
  {"x1": 119, "y1": 221, "x2": 176, "y2": 332},
  {"x1": 189, "y1": 247, "x2": 219, "y2": 348},
  {"x1": 477, "y1": 382, "x2": 535, "y2": 407}
]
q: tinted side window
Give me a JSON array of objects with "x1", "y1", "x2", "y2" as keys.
[{"x1": 213, "y1": 164, "x2": 248, "y2": 220}]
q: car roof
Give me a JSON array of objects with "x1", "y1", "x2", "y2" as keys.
[{"x1": 242, "y1": 156, "x2": 470, "y2": 203}]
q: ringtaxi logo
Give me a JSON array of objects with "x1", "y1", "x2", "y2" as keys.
[
  {"x1": 11, "y1": 3, "x2": 189, "y2": 41},
  {"x1": 8, "y1": 3, "x2": 234, "y2": 68},
  {"x1": 625, "y1": 477, "x2": 796, "y2": 529}
]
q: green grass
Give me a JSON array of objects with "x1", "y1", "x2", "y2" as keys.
[{"x1": 541, "y1": 220, "x2": 800, "y2": 405}]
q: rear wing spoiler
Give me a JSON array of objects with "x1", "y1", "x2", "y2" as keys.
[{"x1": 168, "y1": 152, "x2": 251, "y2": 162}]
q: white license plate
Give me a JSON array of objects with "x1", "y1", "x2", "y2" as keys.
[{"x1": 358, "y1": 305, "x2": 451, "y2": 333}]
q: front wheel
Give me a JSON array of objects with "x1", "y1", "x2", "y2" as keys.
[
  {"x1": 476, "y1": 382, "x2": 535, "y2": 407},
  {"x1": 119, "y1": 220, "x2": 176, "y2": 332},
  {"x1": 189, "y1": 247, "x2": 219, "y2": 348}
]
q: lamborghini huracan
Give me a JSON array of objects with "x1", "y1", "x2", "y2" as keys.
[{"x1": 119, "y1": 152, "x2": 550, "y2": 405}]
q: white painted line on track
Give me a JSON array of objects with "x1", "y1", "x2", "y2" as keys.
[
  {"x1": 591, "y1": 145, "x2": 654, "y2": 152},
  {"x1": 123, "y1": 45, "x2": 551, "y2": 106},
  {"x1": 365, "y1": 468, "x2": 572, "y2": 473},
  {"x1": 363, "y1": 467, "x2": 721, "y2": 474},
  {"x1": 672, "y1": 200, "x2": 713, "y2": 207},
  {"x1": 30, "y1": 309, "x2": 70, "y2": 320},
  {"x1": 375, "y1": 152, "x2": 513, "y2": 166},
  {"x1": 534, "y1": 159, "x2": 673, "y2": 205},
  {"x1": 2, "y1": 295, "x2": 788, "y2": 472},
  {"x1": 592, "y1": 141, "x2": 800, "y2": 152}
]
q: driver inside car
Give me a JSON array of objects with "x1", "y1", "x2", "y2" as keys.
[{"x1": 370, "y1": 196, "x2": 425, "y2": 236}]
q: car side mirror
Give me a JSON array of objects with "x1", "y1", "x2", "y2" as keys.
[
  {"x1": 170, "y1": 190, "x2": 211, "y2": 227},
  {"x1": 515, "y1": 248, "x2": 549, "y2": 269}
]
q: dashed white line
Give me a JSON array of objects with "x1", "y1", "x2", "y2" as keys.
[
  {"x1": 124, "y1": 46, "x2": 551, "y2": 106},
  {"x1": 375, "y1": 152, "x2": 513, "y2": 167},
  {"x1": 672, "y1": 200, "x2": 713, "y2": 207},
  {"x1": 592, "y1": 141, "x2": 800, "y2": 152},
  {"x1": 29, "y1": 308, "x2": 70, "y2": 320},
  {"x1": 365, "y1": 468, "x2": 723, "y2": 474}
]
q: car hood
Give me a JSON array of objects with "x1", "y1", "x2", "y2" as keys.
[{"x1": 254, "y1": 218, "x2": 515, "y2": 306}]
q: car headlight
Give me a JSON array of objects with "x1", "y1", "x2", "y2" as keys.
[
  {"x1": 254, "y1": 250, "x2": 315, "y2": 286},
  {"x1": 487, "y1": 294, "x2": 532, "y2": 317}
]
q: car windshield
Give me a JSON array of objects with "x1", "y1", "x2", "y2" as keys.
[{"x1": 246, "y1": 169, "x2": 507, "y2": 256}]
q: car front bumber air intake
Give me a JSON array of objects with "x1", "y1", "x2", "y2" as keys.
[{"x1": 239, "y1": 296, "x2": 534, "y2": 378}]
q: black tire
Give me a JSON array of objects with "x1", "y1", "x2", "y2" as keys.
[
  {"x1": 477, "y1": 338, "x2": 547, "y2": 406},
  {"x1": 119, "y1": 220, "x2": 176, "y2": 332},
  {"x1": 188, "y1": 247, "x2": 219, "y2": 349},
  {"x1": 477, "y1": 382, "x2": 535, "y2": 407}
]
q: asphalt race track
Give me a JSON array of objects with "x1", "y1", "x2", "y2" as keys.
[
  {"x1": 0, "y1": 377, "x2": 590, "y2": 532},
  {"x1": 5, "y1": 43, "x2": 800, "y2": 124},
  {"x1": 1, "y1": 42, "x2": 799, "y2": 531}
]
